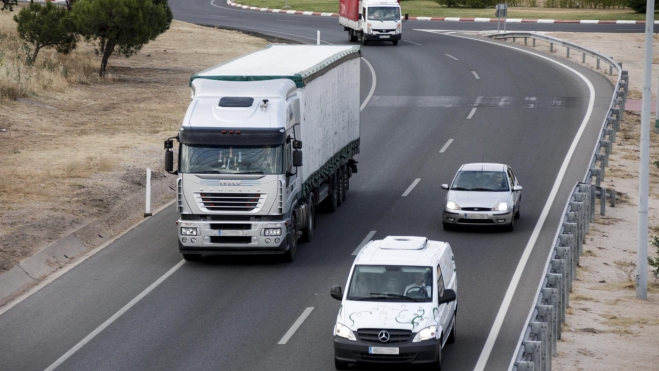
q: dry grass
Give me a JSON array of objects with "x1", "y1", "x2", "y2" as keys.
[
  {"x1": 571, "y1": 294, "x2": 599, "y2": 302},
  {"x1": 599, "y1": 313, "x2": 659, "y2": 327}
]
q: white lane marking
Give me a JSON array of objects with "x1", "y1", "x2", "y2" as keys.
[
  {"x1": 404, "y1": 40, "x2": 422, "y2": 46},
  {"x1": 277, "y1": 20, "x2": 302, "y2": 22},
  {"x1": 439, "y1": 139, "x2": 454, "y2": 153},
  {"x1": 471, "y1": 71, "x2": 480, "y2": 80},
  {"x1": 467, "y1": 107, "x2": 477, "y2": 120},
  {"x1": 360, "y1": 57, "x2": 377, "y2": 111},
  {"x1": 278, "y1": 307, "x2": 314, "y2": 344},
  {"x1": 445, "y1": 54, "x2": 459, "y2": 60},
  {"x1": 402, "y1": 178, "x2": 421, "y2": 197},
  {"x1": 352, "y1": 231, "x2": 377, "y2": 255},
  {"x1": 430, "y1": 33, "x2": 596, "y2": 371},
  {"x1": 44, "y1": 260, "x2": 187, "y2": 371}
]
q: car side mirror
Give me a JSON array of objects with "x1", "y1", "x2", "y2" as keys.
[
  {"x1": 293, "y1": 150, "x2": 303, "y2": 167},
  {"x1": 438, "y1": 289, "x2": 456, "y2": 305},
  {"x1": 441, "y1": 184, "x2": 449, "y2": 190},
  {"x1": 513, "y1": 185, "x2": 523, "y2": 191},
  {"x1": 331, "y1": 285, "x2": 343, "y2": 300}
]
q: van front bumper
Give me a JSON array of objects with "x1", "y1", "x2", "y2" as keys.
[
  {"x1": 364, "y1": 33, "x2": 401, "y2": 41},
  {"x1": 333, "y1": 336, "x2": 438, "y2": 365}
]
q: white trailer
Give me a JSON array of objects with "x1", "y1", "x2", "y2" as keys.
[{"x1": 164, "y1": 45, "x2": 361, "y2": 262}]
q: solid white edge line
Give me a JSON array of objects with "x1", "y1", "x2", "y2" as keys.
[
  {"x1": 433, "y1": 34, "x2": 596, "y2": 371},
  {"x1": 44, "y1": 260, "x2": 187, "y2": 371},
  {"x1": 361, "y1": 57, "x2": 376, "y2": 111},
  {"x1": 278, "y1": 307, "x2": 314, "y2": 344},
  {"x1": 467, "y1": 107, "x2": 477, "y2": 120},
  {"x1": 472, "y1": 71, "x2": 480, "y2": 80},
  {"x1": 439, "y1": 139, "x2": 454, "y2": 153},
  {"x1": 402, "y1": 178, "x2": 421, "y2": 197},
  {"x1": 445, "y1": 54, "x2": 459, "y2": 60},
  {"x1": 352, "y1": 231, "x2": 377, "y2": 255}
]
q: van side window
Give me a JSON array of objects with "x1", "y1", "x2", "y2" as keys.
[{"x1": 436, "y1": 264, "x2": 445, "y2": 299}]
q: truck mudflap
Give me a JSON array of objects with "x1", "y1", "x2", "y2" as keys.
[{"x1": 301, "y1": 138, "x2": 360, "y2": 199}]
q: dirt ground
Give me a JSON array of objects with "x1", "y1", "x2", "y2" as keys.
[{"x1": 0, "y1": 9, "x2": 658, "y2": 369}]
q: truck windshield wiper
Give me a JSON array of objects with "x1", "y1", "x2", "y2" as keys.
[{"x1": 234, "y1": 171, "x2": 264, "y2": 174}]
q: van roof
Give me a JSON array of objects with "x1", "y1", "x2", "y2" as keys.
[{"x1": 355, "y1": 236, "x2": 450, "y2": 266}]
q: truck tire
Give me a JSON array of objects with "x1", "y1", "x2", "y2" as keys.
[
  {"x1": 360, "y1": 33, "x2": 368, "y2": 46},
  {"x1": 300, "y1": 194, "x2": 315, "y2": 243},
  {"x1": 324, "y1": 174, "x2": 339, "y2": 213},
  {"x1": 337, "y1": 168, "x2": 344, "y2": 207},
  {"x1": 348, "y1": 29, "x2": 358, "y2": 42},
  {"x1": 284, "y1": 215, "x2": 298, "y2": 262}
]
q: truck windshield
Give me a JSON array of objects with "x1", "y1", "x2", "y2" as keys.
[
  {"x1": 180, "y1": 144, "x2": 283, "y2": 174},
  {"x1": 367, "y1": 7, "x2": 400, "y2": 21},
  {"x1": 347, "y1": 265, "x2": 433, "y2": 302}
]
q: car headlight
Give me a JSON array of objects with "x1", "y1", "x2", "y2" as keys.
[
  {"x1": 492, "y1": 202, "x2": 509, "y2": 211},
  {"x1": 412, "y1": 326, "x2": 436, "y2": 342},
  {"x1": 446, "y1": 201, "x2": 460, "y2": 210},
  {"x1": 334, "y1": 323, "x2": 356, "y2": 341},
  {"x1": 180, "y1": 227, "x2": 198, "y2": 236},
  {"x1": 264, "y1": 228, "x2": 282, "y2": 236}
]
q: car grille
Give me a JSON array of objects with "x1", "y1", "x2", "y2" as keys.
[
  {"x1": 357, "y1": 329, "x2": 412, "y2": 344},
  {"x1": 195, "y1": 193, "x2": 265, "y2": 212},
  {"x1": 209, "y1": 236, "x2": 252, "y2": 244},
  {"x1": 458, "y1": 219, "x2": 495, "y2": 224},
  {"x1": 353, "y1": 353, "x2": 415, "y2": 363},
  {"x1": 461, "y1": 207, "x2": 490, "y2": 211}
]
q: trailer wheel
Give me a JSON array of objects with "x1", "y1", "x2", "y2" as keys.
[
  {"x1": 284, "y1": 215, "x2": 298, "y2": 262},
  {"x1": 325, "y1": 174, "x2": 339, "y2": 213},
  {"x1": 337, "y1": 168, "x2": 344, "y2": 207},
  {"x1": 300, "y1": 194, "x2": 315, "y2": 243}
]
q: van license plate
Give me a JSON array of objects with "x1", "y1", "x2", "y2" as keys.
[
  {"x1": 380, "y1": 35, "x2": 390, "y2": 39},
  {"x1": 369, "y1": 347, "x2": 399, "y2": 355}
]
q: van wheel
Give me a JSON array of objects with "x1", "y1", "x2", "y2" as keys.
[
  {"x1": 284, "y1": 215, "x2": 298, "y2": 262},
  {"x1": 300, "y1": 194, "x2": 315, "y2": 243},
  {"x1": 334, "y1": 359, "x2": 349, "y2": 370},
  {"x1": 447, "y1": 312, "x2": 456, "y2": 344},
  {"x1": 432, "y1": 338, "x2": 443, "y2": 370},
  {"x1": 393, "y1": 40, "x2": 398, "y2": 45},
  {"x1": 515, "y1": 207, "x2": 520, "y2": 220}
]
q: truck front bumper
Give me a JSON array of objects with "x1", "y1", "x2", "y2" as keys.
[{"x1": 177, "y1": 219, "x2": 290, "y2": 255}]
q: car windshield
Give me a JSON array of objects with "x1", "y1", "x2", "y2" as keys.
[
  {"x1": 347, "y1": 265, "x2": 433, "y2": 302},
  {"x1": 451, "y1": 171, "x2": 509, "y2": 192},
  {"x1": 367, "y1": 6, "x2": 400, "y2": 21},
  {"x1": 180, "y1": 144, "x2": 283, "y2": 174}
]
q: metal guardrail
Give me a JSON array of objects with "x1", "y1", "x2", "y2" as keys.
[{"x1": 486, "y1": 32, "x2": 629, "y2": 371}]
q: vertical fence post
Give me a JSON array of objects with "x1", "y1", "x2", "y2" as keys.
[{"x1": 144, "y1": 168, "x2": 152, "y2": 217}]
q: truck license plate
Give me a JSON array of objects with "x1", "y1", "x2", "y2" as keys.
[
  {"x1": 380, "y1": 35, "x2": 390, "y2": 39},
  {"x1": 369, "y1": 347, "x2": 399, "y2": 355},
  {"x1": 217, "y1": 230, "x2": 242, "y2": 236}
]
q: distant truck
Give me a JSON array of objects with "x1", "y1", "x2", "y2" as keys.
[
  {"x1": 339, "y1": 0, "x2": 408, "y2": 45},
  {"x1": 164, "y1": 45, "x2": 361, "y2": 262}
]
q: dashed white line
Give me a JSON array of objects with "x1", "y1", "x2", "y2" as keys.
[
  {"x1": 278, "y1": 307, "x2": 314, "y2": 344},
  {"x1": 445, "y1": 54, "x2": 459, "y2": 60},
  {"x1": 352, "y1": 230, "x2": 377, "y2": 255},
  {"x1": 439, "y1": 139, "x2": 454, "y2": 153},
  {"x1": 402, "y1": 178, "x2": 421, "y2": 197},
  {"x1": 472, "y1": 71, "x2": 480, "y2": 80},
  {"x1": 467, "y1": 107, "x2": 477, "y2": 120},
  {"x1": 404, "y1": 40, "x2": 422, "y2": 46}
]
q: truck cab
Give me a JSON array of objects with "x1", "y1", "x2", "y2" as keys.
[{"x1": 340, "y1": 0, "x2": 408, "y2": 45}]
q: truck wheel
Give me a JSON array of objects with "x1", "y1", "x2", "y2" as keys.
[
  {"x1": 348, "y1": 29, "x2": 357, "y2": 42},
  {"x1": 341, "y1": 165, "x2": 348, "y2": 201},
  {"x1": 325, "y1": 174, "x2": 339, "y2": 213},
  {"x1": 393, "y1": 40, "x2": 398, "y2": 45},
  {"x1": 284, "y1": 215, "x2": 298, "y2": 262},
  {"x1": 300, "y1": 194, "x2": 315, "y2": 243},
  {"x1": 361, "y1": 33, "x2": 368, "y2": 46},
  {"x1": 337, "y1": 168, "x2": 344, "y2": 207},
  {"x1": 182, "y1": 254, "x2": 201, "y2": 261}
]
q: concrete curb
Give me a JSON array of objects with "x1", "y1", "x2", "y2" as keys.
[
  {"x1": 0, "y1": 174, "x2": 177, "y2": 308},
  {"x1": 226, "y1": 0, "x2": 657, "y2": 24}
]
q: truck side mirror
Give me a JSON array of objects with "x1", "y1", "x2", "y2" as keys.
[
  {"x1": 293, "y1": 140, "x2": 302, "y2": 150},
  {"x1": 330, "y1": 285, "x2": 343, "y2": 300},
  {"x1": 293, "y1": 150, "x2": 303, "y2": 167},
  {"x1": 165, "y1": 150, "x2": 174, "y2": 172}
]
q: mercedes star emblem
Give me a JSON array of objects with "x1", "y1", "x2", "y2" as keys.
[{"x1": 378, "y1": 330, "x2": 390, "y2": 343}]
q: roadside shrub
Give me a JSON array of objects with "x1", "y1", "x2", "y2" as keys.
[
  {"x1": 650, "y1": 236, "x2": 659, "y2": 280},
  {"x1": 465, "y1": 0, "x2": 496, "y2": 8}
]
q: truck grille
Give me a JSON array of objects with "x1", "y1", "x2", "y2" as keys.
[
  {"x1": 195, "y1": 193, "x2": 265, "y2": 212},
  {"x1": 357, "y1": 329, "x2": 412, "y2": 344},
  {"x1": 210, "y1": 236, "x2": 252, "y2": 244},
  {"x1": 209, "y1": 224, "x2": 252, "y2": 230}
]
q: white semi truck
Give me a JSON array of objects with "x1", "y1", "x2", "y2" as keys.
[
  {"x1": 164, "y1": 45, "x2": 361, "y2": 262},
  {"x1": 339, "y1": 0, "x2": 408, "y2": 46}
]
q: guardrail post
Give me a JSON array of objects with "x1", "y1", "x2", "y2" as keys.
[
  {"x1": 541, "y1": 288, "x2": 559, "y2": 356},
  {"x1": 590, "y1": 167, "x2": 601, "y2": 187},
  {"x1": 533, "y1": 38, "x2": 536, "y2": 47},
  {"x1": 530, "y1": 321, "x2": 549, "y2": 371},
  {"x1": 566, "y1": 47, "x2": 570, "y2": 57},
  {"x1": 610, "y1": 108, "x2": 621, "y2": 131},
  {"x1": 600, "y1": 186, "x2": 607, "y2": 216},
  {"x1": 595, "y1": 153, "x2": 607, "y2": 179},
  {"x1": 547, "y1": 273, "x2": 565, "y2": 332},
  {"x1": 567, "y1": 209, "x2": 583, "y2": 255},
  {"x1": 537, "y1": 305, "x2": 555, "y2": 369},
  {"x1": 524, "y1": 341, "x2": 543, "y2": 371},
  {"x1": 516, "y1": 361, "x2": 535, "y2": 371},
  {"x1": 578, "y1": 184, "x2": 592, "y2": 234},
  {"x1": 524, "y1": 37, "x2": 528, "y2": 45},
  {"x1": 559, "y1": 232, "x2": 577, "y2": 276},
  {"x1": 606, "y1": 118, "x2": 617, "y2": 143},
  {"x1": 610, "y1": 188, "x2": 616, "y2": 207},
  {"x1": 609, "y1": 64, "x2": 613, "y2": 76}
]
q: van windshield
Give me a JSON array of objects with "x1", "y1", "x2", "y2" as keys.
[{"x1": 347, "y1": 265, "x2": 433, "y2": 302}]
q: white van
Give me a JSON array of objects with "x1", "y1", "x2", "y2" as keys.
[{"x1": 330, "y1": 236, "x2": 457, "y2": 370}]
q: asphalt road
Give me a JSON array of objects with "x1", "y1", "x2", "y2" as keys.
[{"x1": 0, "y1": 2, "x2": 621, "y2": 371}]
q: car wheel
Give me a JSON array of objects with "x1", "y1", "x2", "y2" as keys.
[
  {"x1": 334, "y1": 358, "x2": 349, "y2": 370},
  {"x1": 393, "y1": 40, "x2": 398, "y2": 45},
  {"x1": 284, "y1": 215, "x2": 298, "y2": 262},
  {"x1": 300, "y1": 194, "x2": 315, "y2": 243},
  {"x1": 506, "y1": 217, "x2": 515, "y2": 232},
  {"x1": 182, "y1": 254, "x2": 201, "y2": 261},
  {"x1": 442, "y1": 222, "x2": 452, "y2": 231},
  {"x1": 447, "y1": 312, "x2": 456, "y2": 344}
]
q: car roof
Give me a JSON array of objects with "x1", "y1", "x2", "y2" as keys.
[
  {"x1": 355, "y1": 236, "x2": 450, "y2": 266},
  {"x1": 459, "y1": 163, "x2": 506, "y2": 172}
]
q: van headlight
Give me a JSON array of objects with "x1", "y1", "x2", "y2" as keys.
[
  {"x1": 446, "y1": 201, "x2": 460, "y2": 210},
  {"x1": 492, "y1": 202, "x2": 509, "y2": 211},
  {"x1": 180, "y1": 227, "x2": 198, "y2": 236},
  {"x1": 412, "y1": 326, "x2": 436, "y2": 342},
  {"x1": 334, "y1": 323, "x2": 356, "y2": 341}
]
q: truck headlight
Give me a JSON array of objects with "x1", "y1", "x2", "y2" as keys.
[
  {"x1": 396, "y1": 22, "x2": 401, "y2": 33},
  {"x1": 264, "y1": 228, "x2": 282, "y2": 236},
  {"x1": 180, "y1": 227, "x2": 198, "y2": 236},
  {"x1": 412, "y1": 326, "x2": 436, "y2": 342},
  {"x1": 367, "y1": 23, "x2": 372, "y2": 34},
  {"x1": 446, "y1": 201, "x2": 460, "y2": 210},
  {"x1": 334, "y1": 323, "x2": 356, "y2": 341},
  {"x1": 492, "y1": 202, "x2": 509, "y2": 211}
]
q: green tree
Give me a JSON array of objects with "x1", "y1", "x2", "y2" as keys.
[
  {"x1": 1, "y1": 0, "x2": 18, "y2": 11},
  {"x1": 13, "y1": 2, "x2": 77, "y2": 64},
  {"x1": 72, "y1": 0, "x2": 172, "y2": 77},
  {"x1": 626, "y1": 0, "x2": 659, "y2": 12}
]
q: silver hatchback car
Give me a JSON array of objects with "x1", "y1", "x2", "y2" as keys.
[{"x1": 441, "y1": 163, "x2": 522, "y2": 231}]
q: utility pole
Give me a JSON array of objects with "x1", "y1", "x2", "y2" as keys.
[{"x1": 637, "y1": 0, "x2": 654, "y2": 300}]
